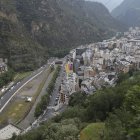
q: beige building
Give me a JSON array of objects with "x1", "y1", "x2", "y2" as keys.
[{"x1": 84, "y1": 67, "x2": 96, "y2": 79}]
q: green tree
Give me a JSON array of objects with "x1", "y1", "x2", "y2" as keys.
[
  {"x1": 124, "y1": 85, "x2": 140, "y2": 114},
  {"x1": 86, "y1": 88, "x2": 123, "y2": 121},
  {"x1": 44, "y1": 119, "x2": 80, "y2": 140},
  {"x1": 104, "y1": 111, "x2": 127, "y2": 140}
]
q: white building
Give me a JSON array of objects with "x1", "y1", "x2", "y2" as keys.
[{"x1": 0, "y1": 124, "x2": 21, "y2": 140}]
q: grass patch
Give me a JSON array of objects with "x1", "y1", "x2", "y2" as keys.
[
  {"x1": 80, "y1": 123, "x2": 105, "y2": 140},
  {"x1": 33, "y1": 67, "x2": 53, "y2": 100},
  {"x1": 0, "y1": 67, "x2": 52, "y2": 125},
  {"x1": 0, "y1": 100, "x2": 30, "y2": 124},
  {"x1": 14, "y1": 71, "x2": 32, "y2": 82}
]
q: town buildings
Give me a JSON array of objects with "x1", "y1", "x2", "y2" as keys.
[
  {"x1": 54, "y1": 27, "x2": 140, "y2": 108},
  {"x1": 0, "y1": 58, "x2": 8, "y2": 74},
  {"x1": 60, "y1": 27, "x2": 140, "y2": 96}
]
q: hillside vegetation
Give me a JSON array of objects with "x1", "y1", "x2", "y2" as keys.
[
  {"x1": 80, "y1": 123, "x2": 105, "y2": 140},
  {"x1": 0, "y1": 0, "x2": 124, "y2": 71},
  {"x1": 11, "y1": 71, "x2": 140, "y2": 140},
  {"x1": 0, "y1": 0, "x2": 45, "y2": 71}
]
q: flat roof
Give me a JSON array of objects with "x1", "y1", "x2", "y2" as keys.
[{"x1": 0, "y1": 124, "x2": 21, "y2": 140}]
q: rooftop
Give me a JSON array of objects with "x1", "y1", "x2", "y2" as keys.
[{"x1": 0, "y1": 124, "x2": 21, "y2": 140}]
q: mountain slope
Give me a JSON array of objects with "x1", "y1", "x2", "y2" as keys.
[
  {"x1": 0, "y1": 0, "x2": 124, "y2": 71},
  {"x1": 112, "y1": 0, "x2": 140, "y2": 27},
  {"x1": 16, "y1": 0, "x2": 123, "y2": 56},
  {"x1": 0, "y1": 0, "x2": 45, "y2": 71}
]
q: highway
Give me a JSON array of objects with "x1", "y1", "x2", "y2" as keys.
[{"x1": 0, "y1": 65, "x2": 48, "y2": 113}]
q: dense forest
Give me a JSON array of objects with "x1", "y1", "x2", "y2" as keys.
[{"x1": 11, "y1": 71, "x2": 140, "y2": 140}]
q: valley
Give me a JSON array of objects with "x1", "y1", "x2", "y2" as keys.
[{"x1": 0, "y1": 0, "x2": 140, "y2": 140}]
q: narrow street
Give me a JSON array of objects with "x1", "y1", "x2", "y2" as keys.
[{"x1": 40, "y1": 66, "x2": 64, "y2": 121}]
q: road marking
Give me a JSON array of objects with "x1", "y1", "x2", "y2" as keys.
[{"x1": 0, "y1": 70, "x2": 44, "y2": 113}]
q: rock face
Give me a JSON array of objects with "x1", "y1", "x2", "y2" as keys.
[
  {"x1": 112, "y1": 0, "x2": 140, "y2": 27},
  {"x1": 0, "y1": 0, "x2": 123, "y2": 71}
]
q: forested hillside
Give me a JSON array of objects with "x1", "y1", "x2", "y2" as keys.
[
  {"x1": 0, "y1": 0, "x2": 124, "y2": 71},
  {"x1": 11, "y1": 71, "x2": 140, "y2": 140},
  {"x1": 0, "y1": 0, "x2": 45, "y2": 71},
  {"x1": 112, "y1": 0, "x2": 140, "y2": 27}
]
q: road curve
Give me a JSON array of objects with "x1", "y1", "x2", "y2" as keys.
[{"x1": 0, "y1": 66, "x2": 48, "y2": 113}]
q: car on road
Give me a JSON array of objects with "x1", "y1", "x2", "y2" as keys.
[
  {"x1": 1, "y1": 88, "x2": 5, "y2": 93},
  {"x1": 54, "y1": 102, "x2": 58, "y2": 106},
  {"x1": 17, "y1": 82, "x2": 20, "y2": 85},
  {"x1": 55, "y1": 97, "x2": 59, "y2": 101},
  {"x1": 11, "y1": 86, "x2": 14, "y2": 90}
]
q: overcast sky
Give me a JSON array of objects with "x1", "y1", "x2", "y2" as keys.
[{"x1": 88, "y1": 0, "x2": 124, "y2": 11}]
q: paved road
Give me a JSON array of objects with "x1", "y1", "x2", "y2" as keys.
[{"x1": 0, "y1": 65, "x2": 48, "y2": 113}]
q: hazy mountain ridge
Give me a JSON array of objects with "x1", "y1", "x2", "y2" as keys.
[
  {"x1": 112, "y1": 0, "x2": 140, "y2": 27},
  {"x1": 0, "y1": 0, "x2": 124, "y2": 71}
]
